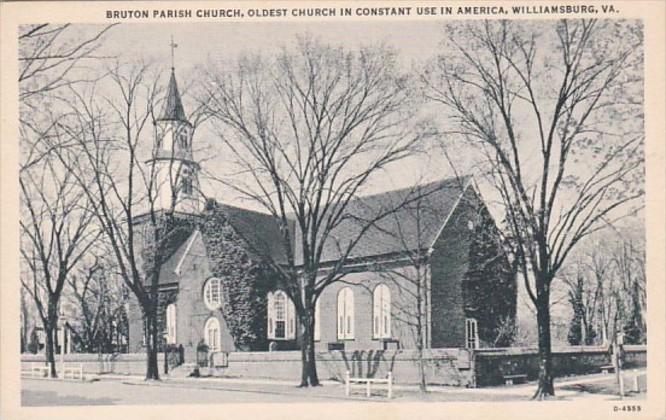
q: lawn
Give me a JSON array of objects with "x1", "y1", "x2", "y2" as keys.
[{"x1": 560, "y1": 372, "x2": 647, "y2": 396}]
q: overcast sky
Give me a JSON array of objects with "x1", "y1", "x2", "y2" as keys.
[
  {"x1": 60, "y1": 21, "x2": 643, "y2": 233},
  {"x1": 94, "y1": 21, "x2": 472, "y2": 210}
]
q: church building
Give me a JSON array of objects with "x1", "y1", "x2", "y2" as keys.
[{"x1": 127, "y1": 68, "x2": 517, "y2": 363}]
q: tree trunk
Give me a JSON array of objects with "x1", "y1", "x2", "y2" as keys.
[
  {"x1": 44, "y1": 325, "x2": 57, "y2": 378},
  {"x1": 416, "y1": 274, "x2": 427, "y2": 392},
  {"x1": 417, "y1": 343, "x2": 427, "y2": 392},
  {"x1": 533, "y1": 284, "x2": 554, "y2": 399},
  {"x1": 143, "y1": 308, "x2": 160, "y2": 380},
  {"x1": 298, "y1": 307, "x2": 320, "y2": 387}
]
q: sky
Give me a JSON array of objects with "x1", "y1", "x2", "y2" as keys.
[
  {"x1": 62, "y1": 20, "x2": 644, "y2": 231},
  {"x1": 93, "y1": 21, "x2": 474, "y2": 209}
]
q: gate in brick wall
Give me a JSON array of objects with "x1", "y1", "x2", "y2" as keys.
[{"x1": 164, "y1": 344, "x2": 184, "y2": 373}]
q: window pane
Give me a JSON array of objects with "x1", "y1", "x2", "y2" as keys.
[
  {"x1": 275, "y1": 293, "x2": 285, "y2": 320},
  {"x1": 275, "y1": 320, "x2": 285, "y2": 338}
]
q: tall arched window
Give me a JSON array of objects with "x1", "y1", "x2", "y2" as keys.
[
  {"x1": 313, "y1": 297, "x2": 321, "y2": 341},
  {"x1": 203, "y1": 277, "x2": 222, "y2": 310},
  {"x1": 337, "y1": 287, "x2": 355, "y2": 340},
  {"x1": 165, "y1": 303, "x2": 177, "y2": 344},
  {"x1": 373, "y1": 284, "x2": 391, "y2": 339},
  {"x1": 465, "y1": 318, "x2": 479, "y2": 349},
  {"x1": 204, "y1": 317, "x2": 220, "y2": 352},
  {"x1": 267, "y1": 291, "x2": 295, "y2": 340}
]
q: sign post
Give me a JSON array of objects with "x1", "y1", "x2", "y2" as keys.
[{"x1": 613, "y1": 332, "x2": 625, "y2": 399}]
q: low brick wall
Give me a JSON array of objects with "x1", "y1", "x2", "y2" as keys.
[
  {"x1": 21, "y1": 353, "x2": 165, "y2": 377},
  {"x1": 473, "y1": 345, "x2": 647, "y2": 387},
  {"x1": 22, "y1": 345, "x2": 645, "y2": 387},
  {"x1": 21, "y1": 349, "x2": 472, "y2": 386},
  {"x1": 220, "y1": 348, "x2": 473, "y2": 386}
]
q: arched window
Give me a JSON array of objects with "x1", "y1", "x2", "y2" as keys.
[
  {"x1": 178, "y1": 131, "x2": 188, "y2": 149},
  {"x1": 465, "y1": 318, "x2": 479, "y2": 349},
  {"x1": 267, "y1": 291, "x2": 295, "y2": 340},
  {"x1": 203, "y1": 277, "x2": 223, "y2": 310},
  {"x1": 337, "y1": 287, "x2": 355, "y2": 340},
  {"x1": 180, "y1": 166, "x2": 193, "y2": 196},
  {"x1": 373, "y1": 284, "x2": 391, "y2": 339},
  {"x1": 165, "y1": 303, "x2": 177, "y2": 344},
  {"x1": 204, "y1": 317, "x2": 220, "y2": 352}
]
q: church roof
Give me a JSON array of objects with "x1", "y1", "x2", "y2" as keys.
[
  {"x1": 159, "y1": 70, "x2": 188, "y2": 122},
  {"x1": 155, "y1": 176, "x2": 473, "y2": 285},
  {"x1": 294, "y1": 176, "x2": 472, "y2": 264},
  {"x1": 216, "y1": 203, "x2": 293, "y2": 265}
]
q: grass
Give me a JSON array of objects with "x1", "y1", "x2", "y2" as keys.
[{"x1": 560, "y1": 373, "x2": 647, "y2": 396}]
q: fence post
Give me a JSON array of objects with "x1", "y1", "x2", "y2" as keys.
[
  {"x1": 387, "y1": 372, "x2": 393, "y2": 399},
  {"x1": 632, "y1": 370, "x2": 639, "y2": 393},
  {"x1": 345, "y1": 370, "x2": 350, "y2": 396}
]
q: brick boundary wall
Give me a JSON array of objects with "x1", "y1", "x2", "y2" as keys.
[
  {"x1": 21, "y1": 345, "x2": 645, "y2": 387},
  {"x1": 225, "y1": 348, "x2": 472, "y2": 386},
  {"x1": 473, "y1": 345, "x2": 647, "y2": 387},
  {"x1": 21, "y1": 353, "x2": 166, "y2": 377}
]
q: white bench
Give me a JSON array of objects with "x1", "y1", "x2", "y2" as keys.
[
  {"x1": 503, "y1": 374, "x2": 528, "y2": 385},
  {"x1": 600, "y1": 364, "x2": 615, "y2": 374},
  {"x1": 344, "y1": 370, "x2": 393, "y2": 399},
  {"x1": 62, "y1": 364, "x2": 84, "y2": 380},
  {"x1": 28, "y1": 363, "x2": 50, "y2": 378}
]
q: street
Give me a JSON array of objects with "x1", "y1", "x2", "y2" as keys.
[
  {"x1": 21, "y1": 377, "x2": 338, "y2": 405},
  {"x1": 21, "y1": 370, "x2": 647, "y2": 406}
]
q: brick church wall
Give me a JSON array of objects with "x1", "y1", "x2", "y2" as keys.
[
  {"x1": 313, "y1": 266, "x2": 422, "y2": 352},
  {"x1": 429, "y1": 189, "x2": 475, "y2": 348}
]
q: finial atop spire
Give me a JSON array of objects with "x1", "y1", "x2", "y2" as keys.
[{"x1": 169, "y1": 35, "x2": 178, "y2": 70}]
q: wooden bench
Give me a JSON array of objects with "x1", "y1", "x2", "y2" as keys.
[
  {"x1": 29, "y1": 363, "x2": 50, "y2": 378},
  {"x1": 503, "y1": 374, "x2": 528, "y2": 385},
  {"x1": 600, "y1": 364, "x2": 615, "y2": 374},
  {"x1": 62, "y1": 364, "x2": 84, "y2": 380},
  {"x1": 344, "y1": 371, "x2": 393, "y2": 399}
]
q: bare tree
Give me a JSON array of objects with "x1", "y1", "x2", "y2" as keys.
[
  {"x1": 19, "y1": 24, "x2": 116, "y2": 101},
  {"x1": 20, "y1": 153, "x2": 99, "y2": 377},
  {"x1": 423, "y1": 19, "x2": 644, "y2": 398},
  {"x1": 613, "y1": 237, "x2": 646, "y2": 344},
  {"x1": 53, "y1": 62, "x2": 200, "y2": 380},
  {"x1": 372, "y1": 183, "x2": 438, "y2": 392},
  {"x1": 560, "y1": 224, "x2": 646, "y2": 348},
  {"x1": 564, "y1": 271, "x2": 595, "y2": 346},
  {"x1": 66, "y1": 254, "x2": 129, "y2": 353},
  {"x1": 19, "y1": 24, "x2": 117, "y2": 173},
  {"x1": 200, "y1": 36, "x2": 432, "y2": 386}
]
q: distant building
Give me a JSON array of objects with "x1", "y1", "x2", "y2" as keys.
[{"x1": 128, "y1": 69, "x2": 517, "y2": 361}]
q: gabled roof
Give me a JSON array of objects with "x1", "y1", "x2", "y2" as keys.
[
  {"x1": 153, "y1": 176, "x2": 473, "y2": 285},
  {"x1": 159, "y1": 69, "x2": 187, "y2": 122},
  {"x1": 157, "y1": 226, "x2": 197, "y2": 285},
  {"x1": 294, "y1": 176, "x2": 471, "y2": 264},
  {"x1": 216, "y1": 203, "x2": 293, "y2": 265}
]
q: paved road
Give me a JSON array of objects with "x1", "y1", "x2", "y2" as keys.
[
  {"x1": 21, "y1": 378, "x2": 337, "y2": 406},
  {"x1": 22, "y1": 370, "x2": 647, "y2": 406}
]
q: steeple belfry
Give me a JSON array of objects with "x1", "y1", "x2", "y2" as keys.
[{"x1": 147, "y1": 39, "x2": 201, "y2": 214}]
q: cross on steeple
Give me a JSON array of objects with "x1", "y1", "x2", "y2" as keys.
[{"x1": 169, "y1": 35, "x2": 178, "y2": 70}]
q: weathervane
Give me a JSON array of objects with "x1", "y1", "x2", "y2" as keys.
[{"x1": 169, "y1": 35, "x2": 178, "y2": 70}]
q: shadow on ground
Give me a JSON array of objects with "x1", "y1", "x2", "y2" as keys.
[{"x1": 22, "y1": 389, "x2": 117, "y2": 406}]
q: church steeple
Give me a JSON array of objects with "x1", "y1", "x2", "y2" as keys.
[
  {"x1": 159, "y1": 70, "x2": 188, "y2": 122},
  {"x1": 147, "y1": 37, "x2": 201, "y2": 214}
]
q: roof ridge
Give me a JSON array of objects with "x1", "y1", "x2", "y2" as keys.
[
  {"x1": 216, "y1": 202, "x2": 276, "y2": 218},
  {"x1": 353, "y1": 175, "x2": 471, "y2": 202}
]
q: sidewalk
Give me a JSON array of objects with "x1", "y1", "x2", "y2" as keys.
[{"x1": 77, "y1": 368, "x2": 646, "y2": 402}]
